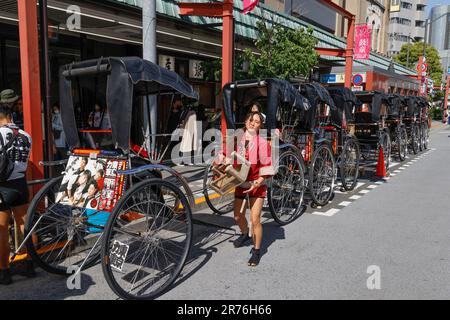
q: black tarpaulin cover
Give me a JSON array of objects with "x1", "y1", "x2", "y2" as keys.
[
  {"x1": 59, "y1": 56, "x2": 199, "y2": 152},
  {"x1": 223, "y1": 79, "x2": 311, "y2": 131}
]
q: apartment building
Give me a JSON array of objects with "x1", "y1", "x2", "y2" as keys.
[
  {"x1": 284, "y1": 0, "x2": 390, "y2": 55},
  {"x1": 429, "y1": 5, "x2": 450, "y2": 82},
  {"x1": 387, "y1": 0, "x2": 427, "y2": 57}
]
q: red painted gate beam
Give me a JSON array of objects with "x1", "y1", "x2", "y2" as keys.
[{"x1": 18, "y1": 0, "x2": 44, "y2": 192}]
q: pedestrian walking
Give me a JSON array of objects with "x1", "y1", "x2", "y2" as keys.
[
  {"x1": 52, "y1": 103, "x2": 67, "y2": 160},
  {"x1": 232, "y1": 112, "x2": 275, "y2": 267},
  {"x1": 0, "y1": 106, "x2": 33, "y2": 285}
]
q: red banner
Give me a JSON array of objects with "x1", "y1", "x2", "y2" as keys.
[
  {"x1": 354, "y1": 25, "x2": 372, "y2": 60},
  {"x1": 242, "y1": 0, "x2": 259, "y2": 14}
]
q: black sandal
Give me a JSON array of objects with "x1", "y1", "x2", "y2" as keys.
[
  {"x1": 233, "y1": 233, "x2": 252, "y2": 248},
  {"x1": 248, "y1": 248, "x2": 261, "y2": 267}
]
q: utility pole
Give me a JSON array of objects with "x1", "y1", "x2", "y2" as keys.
[{"x1": 143, "y1": 1, "x2": 157, "y2": 151}]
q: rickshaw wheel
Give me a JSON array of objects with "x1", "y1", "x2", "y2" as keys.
[
  {"x1": 397, "y1": 127, "x2": 408, "y2": 162},
  {"x1": 340, "y1": 137, "x2": 360, "y2": 191},
  {"x1": 202, "y1": 161, "x2": 235, "y2": 215},
  {"x1": 423, "y1": 123, "x2": 429, "y2": 150},
  {"x1": 411, "y1": 124, "x2": 420, "y2": 155},
  {"x1": 309, "y1": 144, "x2": 336, "y2": 207},
  {"x1": 379, "y1": 131, "x2": 391, "y2": 172},
  {"x1": 418, "y1": 124, "x2": 425, "y2": 152},
  {"x1": 268, "y1": 151, "x2": 305, "y2": 225},
  {"x1": 101, "y1": 178, "x2": 192, "y2": 300},
  {"x1": 25, "y1": 176, "x2": 101, "y2": 275}
]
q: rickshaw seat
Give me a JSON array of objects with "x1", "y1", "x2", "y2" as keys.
[
  {"x1": 208, "y1": 152, "x2": 251, "y2": 196},
  {"x1": 355, "y1": 112, "x2": 373, "y2": 124}
]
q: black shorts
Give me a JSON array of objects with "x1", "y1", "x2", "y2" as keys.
[{"x1": 0, "y1": 178, "x2": 29, "y2": 211}]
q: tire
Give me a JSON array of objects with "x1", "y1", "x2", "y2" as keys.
[
  {"x1": 397, "y1": 127, "x2": 408, "y2": 162},
  {"x1": 202, "y1": 161, "x2": 235, "y2": 215},
  {"x1": 379, "y1": 131, "x2": 391, "y2": 172},
  {"x1": 268, "y1": 151, "x2": 305, "y2": 225},
  {"x1": 422, "y1": 123, "x2": 429, "y2": 150},
  {"x1": 25, "y1": 176, "x2": 101, "y2": 275},
  {"x1": 309, "y1": 144, "x2": 336, "y2": 207},
  {"x1": 411, "y1": 124, "x2": 420, "y2": 155},
  {"x1": 340, "y1": 137, "x2": 360, "y2": 191},
  {"x1": 101, "y1": 179, "x2": 192, "y2": 300},
  {"x1": 418, "y1": 123, "x2": 424, "y2": 152}
]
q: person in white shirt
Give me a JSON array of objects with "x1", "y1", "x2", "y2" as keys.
[{"x1": 0, "y1": 106, "x2": 33, "y2": 285}]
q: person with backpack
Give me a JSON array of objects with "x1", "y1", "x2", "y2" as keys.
[{"x1": 0, "y1": 106, "x2": 33, "y2": 285}]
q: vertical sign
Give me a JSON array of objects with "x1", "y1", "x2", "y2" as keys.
[
  {"x1": 242, "y1": 0, "x2": 259, "y2": 14},
  {"x1": 189, "y1": 59, "x2": 204, "y2": 79},
  {"x1": 354, "y1": 25, "x2": 372, "y2": 60},
  {"x1": 158, "y1": 55, "x2": 175, "y2": 71}
]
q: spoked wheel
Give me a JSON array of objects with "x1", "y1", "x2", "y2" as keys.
[
  {"x1": 397, "y1": 127, "x2": 408, "y2": 162},
  {"x1": 422, "y1": 123, "x2": 429, "y2": 150},
  {"x1": 340, "y1": 137, "x2": 360, "y2": 191},
  {"x1": 268, "y1": 151, "x2": 306, "y2": 225},
  {"x1": 203, "y1": 161, "x2": 234, "y2": 215},
  {"x1": 101, "y1": 179, "x2": 192, "y2": 300},
  {"x1": 309, "y1": 144, "x2": 336, "y2": 207},
  {"x1": 25, "y1": 176, "x2": 102, "y2": 275},
  {"x1": 418, "y1": 123, "x2": 425, "y2": 152},
  {"x1": 379, "y1": 131, "x2": 391, "y2": 172},
  {"x1": 411, "y1": 124, "x2": 420, "y2": 155}
]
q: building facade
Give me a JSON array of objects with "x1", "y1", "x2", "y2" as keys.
[
  {"x1": 333, "y1": 0, "x2": 391, "y2": 55},
  {"x1": 429, "y1": 4, "x2": 450, "y2": 82},
  {"x1": 283, "y1": 0, "x2": 390, "y2": 55},
  {"x1": 388, "y1": 0, "x2": 427, "y2": 57}
]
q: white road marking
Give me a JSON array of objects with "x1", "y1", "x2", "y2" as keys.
[
  {"x1": 350, "y1": 195, "x2": 362, "y2": 200},
  {"x1": 312, "y1": 208, "x2": 340, "y2": 217},
  {"x1": 367, "y1": 185, "x2": 377, "y2": 189},
  {"x1": 339, "y1": 201, "x2": 352, "y2": 207},
  {"x1": 359, "y1": 190, "x2": 371, "y2": 194}
]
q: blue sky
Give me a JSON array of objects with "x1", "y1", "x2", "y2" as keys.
[{"x1": 427, "y1": 0, "x2": 450, "y2": 15}]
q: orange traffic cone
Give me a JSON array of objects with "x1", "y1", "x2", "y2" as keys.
[{"x1": 375, "y1": 146, "x2": 387, "y2": 178}]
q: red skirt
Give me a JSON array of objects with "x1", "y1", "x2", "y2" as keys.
[{"x1": 235, "y1": 184, "x2": 268, "y2": 199}]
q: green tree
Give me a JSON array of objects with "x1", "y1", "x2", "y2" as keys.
[
  {"x1": 243, "y1": 21, "x2": 319, "y2": 80},
  {"x1": 393, "y1": 42, "x2": 443, "y2": 85}
]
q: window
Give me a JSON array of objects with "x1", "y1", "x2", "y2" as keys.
[
  {"x1": 401, "y1": 2, "x2": 412, "y2": 10},
  {"x1": 415, "y1": 21, "x2": 425, "y2": 28},
  {"x1": 390, "y1": 17, "x2": 411, "y2": 26},
  {"x1": 417, "y1": 4, "x2": 426, "y2": 11}
]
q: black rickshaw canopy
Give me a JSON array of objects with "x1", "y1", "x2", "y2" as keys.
[
  {"x1": 59, "y1": 56, "x2": 199, "y2": 153},
  {"x1": 299, "y1": 82, "x2": 338, "y2": 129},
  {"x1": 327, "y1": 87, "x2": 360, "y2": 125},
  {"x1": 405, "y1": 96, "x2": 423, "y2": 117},
  {"x1": 223, "y1": 78, "x2": 311, "y2": 131},
  {"x1": 354, "y1": 91, "x2": 392, "y2": 122}
]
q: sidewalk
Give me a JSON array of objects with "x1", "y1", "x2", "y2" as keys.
[{"x1": 431, "y1": 120, "x2": 447, "y2": 130}]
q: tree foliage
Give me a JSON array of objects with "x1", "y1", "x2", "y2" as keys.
[
  {"x1": 393, "y1": 42, "x2": 443, "y2": 84},
  {"x1": 243, "y1": 21, "x2": 319, "y2": 80}
]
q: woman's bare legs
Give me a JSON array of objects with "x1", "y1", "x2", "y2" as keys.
[
  {"x1": 234, "y1": 198, "x2": 249, "y2": 234},
  {"x1": 0, "y1": 210, "x2": 11, "y2": 270},
  {"x1": 249, "y1": 198, "x2": 264, "y2": 250}
]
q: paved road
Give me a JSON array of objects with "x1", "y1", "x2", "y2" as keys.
[{"x1": 2, "y1": 123, "x2": 450, "y2": 300}]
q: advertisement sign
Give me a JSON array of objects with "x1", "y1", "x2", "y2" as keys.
[
  {"x1": 55, "y1": 156, "x2": 127, "y2": 230},
  {"x1": 321, "y1": 73, "x2": 366, "y2": 85},
  {"x1": 354, "y1": 25, "x2": 372, "y2": 60}
]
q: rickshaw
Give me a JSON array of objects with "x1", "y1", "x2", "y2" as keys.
[
  {"x1": 16, "y1": 57, "x2": 199, "y2": 300},
  {"x1": 386, "y1": 94, "x2": 408, "y2": 162},
  {"x1": 353, "y1": 91, "x2": 392, "y2": 172},
  {"x1": 207, "y1": 78, "x2": 311, "y2": 225},
  {"x1": 404, "y1": 96, "x2": 422, "y2": 155},
  {"x1": 327, "y1": 87, "x2": 361, "y2": 191},
  {"x1": 416, "y1": 97, "x2": 430, "y2": 151}
]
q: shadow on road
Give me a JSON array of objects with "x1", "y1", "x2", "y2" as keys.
[{"x1": 0, "y1": 269, "x2": 96, "y2": 300}]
